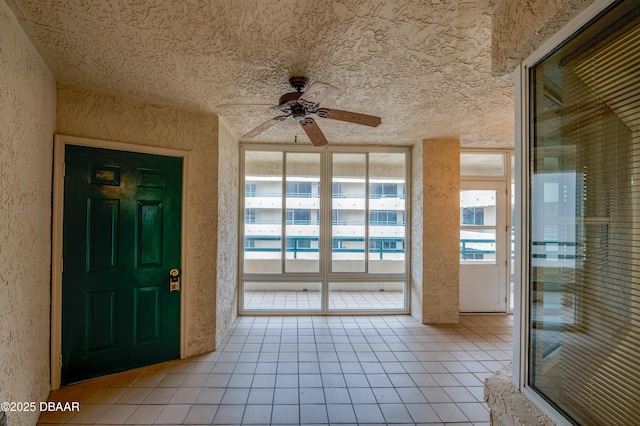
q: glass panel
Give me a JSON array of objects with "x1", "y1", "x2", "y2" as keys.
[
  {"x1": 285, "y1": 153, "x2": 320, "y2": 273},
  {"x1": 460, "y1": 153, "x2": 505, "y2": 176},
  {"x1": 243, "y1": 151, "x2": 282, "y2": 273},
  {"x1": 528, "y1": 2, "x2": 640, "y2": 424},
  {"x1": 510, "y1": 154, "x2": 515, "y2": 311},
  {"x1": 460, "y1": 190, "x2": 497, "y2": 226},
  {"x1": 328, "y1": 282, "x2": 404, "y2": 310},
  {"x1": 243, "y1": 282, "x2": 321, "y2": 310},
  {"x1": 332, "y1": 153, "x2": 366, "y2": 272},
  {"x1": 460, "y1": 229, "x2": 496, "y2": 264},
  {"x1": 368, "y1": 152, "x2": 406, "y2": 273},
  {"x1": 241, "y1": 147, "x2": 410, "y2": 314}
]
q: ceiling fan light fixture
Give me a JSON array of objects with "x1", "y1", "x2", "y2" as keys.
[{"x1": 292, "y1": 105, "x2": 306, "y2": 122}]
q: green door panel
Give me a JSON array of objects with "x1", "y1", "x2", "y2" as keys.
[{"x1": 62, "y1": 145, "x2": 182, "y2": 385}]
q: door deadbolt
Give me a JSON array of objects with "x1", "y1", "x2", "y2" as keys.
[{"x1": 169, "y1": 268, "x2": 180, "y2": 292}]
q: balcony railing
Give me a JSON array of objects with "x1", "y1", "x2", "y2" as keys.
[
  {"x1": 286, "y1": 219, "x2": 320, "y2": 225},
  {"x1": 333, "y1": 194, "x2": 406, "y2": 199},
  {"x1": 286, "y1": 192, "x2": 318, "y2": 198},
  {"x1": 243, "y1": 236, "x2": 545, "y2": 260},
  {"x1": 244, "y1": 236, "x2": 406, "y2": 259},
  {"x1": 245, "y1": 220, "x2": 405, "y2": 226},
  {"x1": 368, "y1": 220, "x2": 405, "y2": 226},
  {"x1": 459, "y1": 238, "x2": 497, "y2": 256},
  {"x1": 245, "y1": 191, "x2": 320, "y2": 198},
  {"x1": 245, "y1": 191, "x2": 406, "y2": 199}
]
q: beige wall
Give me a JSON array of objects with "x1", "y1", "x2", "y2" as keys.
[
  {"x1": 56, "y1": 85, "x2": 220, "y2": 357},
  {"x1": 421, "y1": 139, "x2": 460, "y2": 323},
  {"x1": 0, "y1": 1, "x2": 56, "y2": 425},
  {"x1": 492, "y1": 0, "x2": 597, "y2": 76},
  {"x1": 410, "y1": 142, "x2": 425, "y2": 322},
  {"x1": 215, "y1": 118, "x2": 239, "y2": 344}
]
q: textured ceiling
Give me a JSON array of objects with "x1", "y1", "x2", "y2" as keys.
[{"x1": 8, "y1": 0, "x2": 515, "y2": 148}]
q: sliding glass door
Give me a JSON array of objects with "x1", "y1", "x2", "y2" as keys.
[{"x1": 241, "y1": 146, "x2": 409, "y2": 314}]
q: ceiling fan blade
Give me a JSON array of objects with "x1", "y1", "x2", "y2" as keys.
[
  {"x1": 242, "y1": 115, "x2": 288, "y2": 138},
  {"x1": 299, "y1": 81, "x2": 338, "y2": 106},
  {"x1": 317, "y1": 108, "x2": 381, "y2": 127},
  {"x1": 217, "y1": 103, "x2": 276, "y2": 109},
  {"x1": 300, "y1": 117, "x2": 328, "y2": 147}
]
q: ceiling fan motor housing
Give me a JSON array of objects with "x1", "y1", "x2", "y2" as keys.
[
  {"x1": 289, "y1": 76, "x2": 308, "y2": 92},
  {"x1": 277, "y1": 90, "x2": 319, "y2": 118}
]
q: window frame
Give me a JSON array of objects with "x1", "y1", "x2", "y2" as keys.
[
  {"x1": 239, "y1": 144, "x2": 411, "y2": 315},
  {"x1": 515, "y1": 0, "x2": 623, "y2": 424}
]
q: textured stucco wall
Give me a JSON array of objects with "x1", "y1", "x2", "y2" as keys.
[
  {"x1": 422, "y1": 139, "x2": 460, "y2": 323},
  {"x1": 492, "y1": 0, "x2": 597, "y2": 76},
  {"x1": 56, "y1": 85, "x2": 219, "y2": 357},
  {"x1": 485, "y1": 365, "x2": 556, "y2": 425},
  {"x1": 215, "y1": 118, "x2": 238, "y2": 344},
  {"x1": 0, "y1": 1, "x2": 56, "y2": 425}
]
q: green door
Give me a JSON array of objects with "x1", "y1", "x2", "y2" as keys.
[{"x1": 62, "y1": 145, "x2": 182, "y2": 385}]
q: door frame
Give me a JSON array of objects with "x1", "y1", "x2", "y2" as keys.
[
  {"x1": 459, "y1": 149, "x2": 514, "y2": 313},
  {"x1": 51, "y1": 134, "x2": 190, "y2": 390},
  {"x1": 459, "y1": 180, "x2": 509, "y2": 312}
]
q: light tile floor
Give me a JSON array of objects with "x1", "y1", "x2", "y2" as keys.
[{"x1": 39, "y1": 315, "x2": 512, "y2": 425}]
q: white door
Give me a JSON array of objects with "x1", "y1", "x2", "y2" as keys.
[{"x1": 459, "y1": 181, "x2": 508, "y2": 312}]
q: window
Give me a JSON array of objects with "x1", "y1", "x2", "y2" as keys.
[
  {"x1": 370, "y1": 182, "x2": 398, "y2": 198},
  {"x1": 462, "y1": 207, "x2": 484, "y2": 225},
  {"x1": 244, "y1": 208, "x2": 255, "y2": 223},
  {"x1": 369, "y1": 240, "x2": 397, "y2": 250},
  {"x1": 241, "y1": 147, "x2": 409, "y2": 313},
  {"x1": 245, "y1": 183, "x2": 256, "y2": 197},
  {"x1": 461, "y1": 153, "x2": 505, "y2": 176},
  {"x1": 332, "y1": 182, "x2": 342, "y2": 198},
  {"x1": 332, "y1": 210, "x2": 341, "y2": 225},
  {"x1": 287, "y1": 238, "x2": 312, "y2": 249},
  {"x1": 463, "y1": 252, "x2": 483, "y2": 260},
  {"x1": 526, "y1": 2, "x2": 640, "y2": 424},
  {"x1": 369, "y1": 210, "x2": 399, "y2": 226},
  {"x1": 286, "y1": 209, "x2": 312, "y2": 225},
  {"x1": 286, "y1": 181, "x2": 313, "y2": 198}
]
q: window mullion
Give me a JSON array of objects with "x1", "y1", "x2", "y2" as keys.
[
  {"x1": 365, "y1": 152, "x2": 370, "y2": 273},
  {"x1": 321, "y1": 148, "x2": 330, "y2": 311},
  {"x1": 281, "y1": 151, "x2": 287, "y2": 274}
]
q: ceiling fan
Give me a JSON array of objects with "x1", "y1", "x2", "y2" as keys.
[{"x1": 219, "y1": 76, "x2": 381, "y2": 146}]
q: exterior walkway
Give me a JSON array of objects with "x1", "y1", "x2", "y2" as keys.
[
  {"x1": 243, "y1": 290, "x2": 405, "y2": 311},
  {"x1": 39, "y1": 315, "x2": 512, "y2": 425}
]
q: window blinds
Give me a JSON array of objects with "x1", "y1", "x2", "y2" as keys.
[{"x1": 529, "y1": 1, "x2": 640, "y2": 424}]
